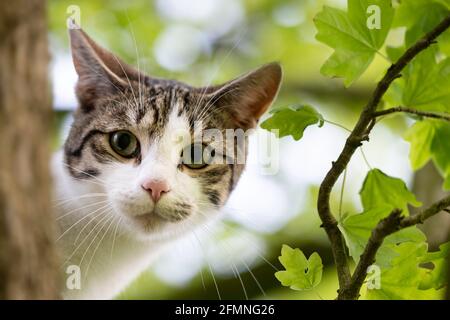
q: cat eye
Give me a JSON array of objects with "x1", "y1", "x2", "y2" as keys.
[
  {"x1": 109, "y1": 131, "x2": 139, "y2": 158},
  {"x1": 181, "y1": 143, "x2": 213, "y2": 169}
]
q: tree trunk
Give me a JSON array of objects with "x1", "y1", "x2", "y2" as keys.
[{"x1": 0, "y1": 0, "x2": 59, "y2": 299}]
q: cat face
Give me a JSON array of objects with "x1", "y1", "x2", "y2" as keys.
[{"x1": 64, "y1": 28, "x2": 282, "y2": 239}]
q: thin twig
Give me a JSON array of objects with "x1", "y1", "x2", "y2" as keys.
[
  {"x1": 344, "y1": 195, "x2": 450, "y2": 299},
  {"x1": 323, "y1": 119, "x2": 352, "y2": 132},
  {"x1": 338, "y1": 167, "x2": 347, "y2": 220},
  {"x1": 315, "y1": 14, "x2": 450, "y2": 299},
  {"x1": 373, "y1": 107, "x2": 450, "y2": 122},
  {"x1": 400, "y1": 196, "x2": 450, "y2": 228}
]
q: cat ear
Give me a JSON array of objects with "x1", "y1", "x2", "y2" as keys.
[
  {"x1": 69, "y1": 28, "x2": 144, "y2": 110},
  {"x1": 201, "y1": 62, "x2": 282, "y2": 129}
]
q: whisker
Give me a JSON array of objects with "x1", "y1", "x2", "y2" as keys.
[
  {"x1": 192, "y1": 231, "x2": 222, "y2": 300},
  {"x1": 110, "y1": 216, "x2": 123, "y2": 261},
  {"x1": 57, "y1": 205, "x2": 110, "y2": 245},
  {"x1": 199, "y1": 223, "x2": 249, "y2": 300},
  {"x1": 196, "y1": 86, "x2": 242, "y2": 123},
  {"x1": 64, "y1": 209, "x2": 113, "y2": 265},
  {"x1": 73, "y1": 205, "x2": 112, "y2": 245},
  {"x1": 211, "y1": 226, "x2": 265, "y2": 296},
  {"x1": 191, "y1": 29, "x2": 246, "y2": 120},
  {"x1": 68, "y1": 176, "x2": 108, "y2": 188},
  {"x1": 62, "y1": 162, "x2": 108, "y2": 185},
  {"x1": 108, "y1": 34, "x2": 141, "y2": 113},
  {"x1": 194, "y1": 204, "x2": 279, "y2": 272},
  {"x1": 73, "y1": 55, "x2": 136, "y2": 108},
  {"x1": 84, "y1": 214, "x2": 117, "y2": 280},
  {"x1": 56, "y1": 200, "x2": 110, "y2": 222},
  {"x1": 125, "y1": 12, "x2": 145, "y2": 115},
  {"x1": 104, "y1": 97, "x2": 131, "y2": 109},
  {"x1": 53, "y1": 193, "x2": 108, "y2": 207}
]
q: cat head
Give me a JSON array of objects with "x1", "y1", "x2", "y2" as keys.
[{"x1": 64, "y1": 28, "x2": 282, "y2": 240}]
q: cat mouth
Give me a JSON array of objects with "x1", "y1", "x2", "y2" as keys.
[
  {"x1": 134, "y1": 210, "x2": 165, "y2": 222},
  {"x1": 133, "y1": 208, "x2": 187, "y2": 226},
  {"x1": 128, "y1": 204, "x2": 191, "y2": 231},
  {"x1": 132, "y1": 209, "x2": 177, "y2": 226},
  {"x1": 129, "y1": 211, "x2": 168, "y2": 231}
]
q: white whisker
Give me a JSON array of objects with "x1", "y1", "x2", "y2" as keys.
[
  {"x1": 191, "y1": 29, "x2": 246, "y2": 120},
  {"x1": 110, "y1": 216, "x2": 123, "y2": 261},
  {"x1": 193, "y1": 231, "x2": 222, "y2": 300},
  {"x1": 73, "y1": 205, "x2": 112, "y2": 245},
  {"x1": 53, "y1": 193, "x2": 108, "y2": 207},
  {"x1": 64, "y1": 209, "x2": 114, "y2": 266},
  {"x1": 84, "y1": 215, "x2": 117, "y2": 280},
  {"x1": 56, "y1": 200, "x2": 110, "y2": 222},
  {"x1": 195, "y1": 204, "x2": 279, "y2": 273},
  {"x1": 199, "y1": 223, "x2": 250, "y2": 299},
  {"x1": 62, "y1": 162, "x2": 108, "y2": 185}
]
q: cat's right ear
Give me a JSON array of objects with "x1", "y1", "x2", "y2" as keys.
[{"x1": 69, "y1": 29, "x2": 143, "y2": 110}]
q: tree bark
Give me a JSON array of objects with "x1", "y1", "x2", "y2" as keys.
[{"x1": 0, "y1": 0, "x2": 59, "y2": 299}]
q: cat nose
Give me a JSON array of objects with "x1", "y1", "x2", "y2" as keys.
[{"x1": 141, "y1": 179, "x2": 171, "y2": 202}]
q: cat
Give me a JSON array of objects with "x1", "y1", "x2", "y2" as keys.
[{"x1": 53, "y1": 28, "x2": 282, "y2": 299}]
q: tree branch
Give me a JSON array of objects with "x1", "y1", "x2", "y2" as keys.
[
  {"x1": 373, "y1": 107, "x2": 450, "y2": 122},
  {"x1": 316, "y1": 14, "x2": 450, "y2": 299},
  {"x1": 344, "y1": 209, "x2": 403, "y2": 299},
  {"x1": 340, "y1": 195, "x2": 450, "y2": 300},
  {"x1": 401, "y1": 196, "x2": 450, "y2": 228}
]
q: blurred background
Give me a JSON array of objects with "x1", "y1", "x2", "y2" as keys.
[{"x1": 48, "y1": 0, "x2": 429, "y2": 299}]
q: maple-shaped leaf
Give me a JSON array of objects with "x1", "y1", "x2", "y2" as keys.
[
  {"x1": 314, "y1": 0, "x2": 394, "y2": 86},
  {"x1": 260, "y1": 105, "x2": 323, "y2": 141},
  {"x1": 275, "y1": 245, "x2": 323, "y2": 290}
]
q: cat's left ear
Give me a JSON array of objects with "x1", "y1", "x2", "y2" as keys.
[
  {"x1": 201, "y1": 62, "x2": 282, "y2": 129},
  {"x1": 69, "y1": 28, "x2": 146, "y2": 110}
]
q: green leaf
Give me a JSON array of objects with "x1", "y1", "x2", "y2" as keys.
[
  {"x1": 404, "y1": 120, "x2": 435, "y2": 170},
  {"x1": 394, "y1": 0, "x2": 449, "y2": 32},
  {"x1": 275, "y1": 245, "x2": 323, "y2": 290},
  {"x1": 405, "y1": 120, "x2": 450, "y2": 189},
  {"x1": 314, "y1": 0, "x2": 394, "y2": 86},
  {"x1": 360, "y1": 169, "x2": 422, "y2": 213},
  {"x1": 388, "y1": 1, "x2": 450, "y2": 111},
  {"x1": 365, "y1": 242, "x2": 443, "y2": 300},
  {"x1": 260, "y1": 105, "x2": 324, "y2": 141},
  {"x1": 419, "y1": 242, "x2": 450, "y2": 290},
  {"x1": 440, "y1": 29, "x2": 450, "y2": 56},
  {"x1": 340, "y1": 169, "x2": 424, "y2": 263},
  {"x1": 385, "y1": 46, "x2": 404, "y2": 62},
  {"x1": 339, "y1": 205, "x2": 426, "y2": 263},
  {"x1": 435, "y1": 0, "x2": 450, "y2": 10},
  {"x1": 402, "y1": 49, "x2": 450, "y2": 113},
  {"x1": 431, "y1": 123, "x2": 450, "y2": 189},
  {"x1": 383, "y1": 46, "x2": 406, "y2": 108},
  {"x1": 394, "y1": 0, "x2": 449, "y2": 50}
]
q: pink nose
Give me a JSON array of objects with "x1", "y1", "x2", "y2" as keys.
[{"x1": 141, "y1": 179, "x2": 171, "y2": 202}]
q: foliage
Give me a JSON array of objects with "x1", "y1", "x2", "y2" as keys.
[
  {"x1": 275, "y1": 245, "x2": 323, "y2": 291},
  {"x1": 267, "y1": 0, "x2": 450, "y2": 299},
  {"x1": 340, "y1": 210, "x2": 426, "y2": 265},
  {"x1": 260, "y1": 105, "x2": 324, "y2": 141},
  {"x1": 405, "y1": 120, "x2": 450, "y2": 189},
  {"x1": 314, "y1": 0, "x2": 394, "y2": 86},
  {"x1": 359, "y1": 169, "x2": 421, "y2": 213},
  {"x1": 364, "y1": 242, "x2": 442, "y2": 300}
]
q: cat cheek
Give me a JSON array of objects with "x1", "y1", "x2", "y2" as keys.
[{"x1": 104, "y1": 176, "x2": 150, "y2": 217}]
